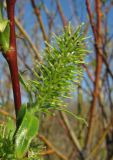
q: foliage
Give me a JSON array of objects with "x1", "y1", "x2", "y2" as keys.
[
  {"x1": 0, "y1": 122, "x2": 42, "y2": 160},
  {"x1": 0, "y1": 124, "x2": 16, "y2": 160}
]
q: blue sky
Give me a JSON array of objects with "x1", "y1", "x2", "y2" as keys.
[{"x1": 16, "y1": 0, "x2": 87, "y2": 34}]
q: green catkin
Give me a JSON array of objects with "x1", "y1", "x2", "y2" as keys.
[{"x1": 28, "y1": 24, "x2": 88, "y2": 110}]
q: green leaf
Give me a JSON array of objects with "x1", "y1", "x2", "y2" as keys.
[
  {"x1": 0, "y1": 1, "x2": 10, "y2": 53},
  {"x1": 0, "y1": 19, "x2": 9, "y2": 32},
  {"x1": 15, "y1": 111, "x2": 39, "y2": 158},
  {"x1": 0, "y1": 22, "x2": 10, "y2": 52},
  {"x1": 19, "y1": 73, "x2": 33, "y2": 104},
  {"x1": 6, "y1": 118, "x2": 16, "y2": 138},
  {"x1": 17, "y1": 104, "x2": 27, "y2": 127}
]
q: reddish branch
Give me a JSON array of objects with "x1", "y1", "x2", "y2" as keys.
[
  {"x1": 38, "y1": 134, "x2": 68, "y2": 160},
  {"x1": 85, "y1": 0, "x2": 103, "y2": 148},
  {"x1": 3, "y1": 0, "x2": 21, "y2": 117},
  {"x1": 31, "y1": 0, "x2": 48, "y2": 42},
  {"x1": 56, "y1": 0, "x2": 68, "y2": 28},
  {"x1": 85, "y1": 0, "x2": 97, "y2": 40}
]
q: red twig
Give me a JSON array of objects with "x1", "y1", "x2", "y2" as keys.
[
  {"x1": 85, "y1": 0, "x2": 103, "y2": 148},
  {"x1": 56, "y1": 0, "x2": 68, "y2": 28},
  {"x1": 85, "y1": 0, "x2": 97, "y2": 40},
  {"x1": 3, "y1": 0, "x2": 21, "y2": 117},
  {"x1": 31, "y1": 0, "x2": 48, "y2": 42}
]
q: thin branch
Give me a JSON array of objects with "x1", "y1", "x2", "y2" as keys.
[
  {"x1": 60, "y1": 111, "x2": 84, "y2": 160},
  {"x1": 38, "y1": 134, "x2": 68, "y2": 160},
  {"x1": 86, "y1": 121, "x2": 112, "y2": 160},
  {"x1": 38, "y1": 149, "x2": 54, "y2": 156},
  {"x1": 56, "y1": 0, "x2": 68, "y2": 27},
  {"x1": 31, "y1": 0, "x2": 48, "y2": 42},
  {"x1": 85, "y1": 0, "x2": 103, "y2": 148},
  {"x1": 15, "y1": 18, "x2": 41, "y2": 61},
  {"x1": 85, "y1": 0, "x2": 97, "y2": 40},
  {"x1": 0, "y1": 108, "x2": 16, "y2": 120}
]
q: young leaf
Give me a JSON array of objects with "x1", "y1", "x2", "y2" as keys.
[
  {"x1": 0, "y1": 1, "x2": 10, "y2": 52},
  {"x1": 0, "y1": 23, "x2": 10, "y2": 52},
  {"x1": 16, "y1": 104, "x2": 27, "y2": 127},
  {"x1": 15, "y1": 111, "x2": 39, "y2": 158},
  {"x1": 6, "y1": 118, "x2": 16, "y2": 138},
  {"x1": 0, "y1": 19, "x2": 9, "y2": 32}
]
